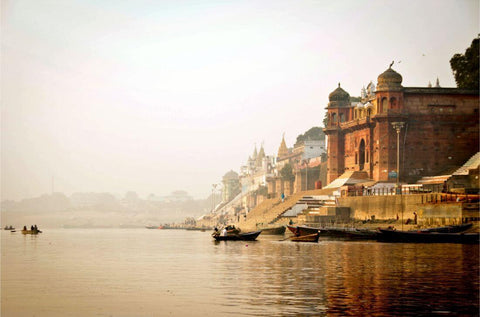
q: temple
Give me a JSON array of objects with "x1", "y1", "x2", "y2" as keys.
[{"x1": 324, "y1": 66, "x2": 479, "y2": 185}]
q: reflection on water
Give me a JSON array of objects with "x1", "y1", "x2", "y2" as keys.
[{"x1": 2, "y1": 229, "x2": 479, "y2": 316}]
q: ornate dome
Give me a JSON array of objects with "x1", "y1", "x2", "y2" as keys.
[
  {"x1": 223, "y1": 170, "x2": 239, "y2": 181},
  {"x1": 377, "y1": 67, "x2": 403, "y2": 91},
  {"x1": 328, "y1": 83, "x2": 350, "y2": 102}
]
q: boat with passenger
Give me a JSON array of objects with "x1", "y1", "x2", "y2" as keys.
[
  {"x1": 212, "y1": 230, "x2": 262, "y2": 241},
  {"x1": 286, "y1": 225, "x2": 319, "y2": 236}
]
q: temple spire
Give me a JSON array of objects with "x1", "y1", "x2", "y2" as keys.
[{"x1": 277, "y1": 134, "x2": 288, "y2": 158}]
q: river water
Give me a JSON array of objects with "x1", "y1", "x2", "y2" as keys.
[{"x1": 1, "y1": 228, "x2": 479, "y2": 316}]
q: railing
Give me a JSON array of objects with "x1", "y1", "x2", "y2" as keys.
[{"x1": 345, "y1": 187, "x2": 479, "y2": 204}]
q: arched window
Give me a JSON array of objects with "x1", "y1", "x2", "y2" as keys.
[
  {"x1": 390, "y1": 97, "x2": 397, "y2": 109},
  {"x1": 331, "y1": 113, "x2": 337, "y2": 123},
  {"x1": 381, "y1": 97, "x2": 388, "y2": 112},
  {"x1": 359, "y1": 139, "x2": 366, "y2": 170},
  {"x1": 339, "y1": 113, "x2": 344, "y2": 122}
]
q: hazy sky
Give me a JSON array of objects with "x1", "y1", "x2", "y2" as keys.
[{"x1": 1, "y1": 0, "x2": 478, "y2": 200}]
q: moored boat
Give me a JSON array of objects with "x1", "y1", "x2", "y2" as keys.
[
  {"x1": 418, "y1": 223, "x2": 473, "y2": 233},
  {"x1": 212, "y1": 230, "x2": 262, "y2": 241},
  {"x1": 345, "y1": 229, "x2": 379, "y2": 240},
  {"x1": 287, "y1": 225, "x2": 319, "y2": 236},
  {"x1": 259, "y1": 226, "x2": 286, "y2": 235},
  {"x1": 377, "y1": 229, "x2": 479, "y2": 244},
  {"x1": 290, "y1": 232, "x2": 320, "y2": 243}
]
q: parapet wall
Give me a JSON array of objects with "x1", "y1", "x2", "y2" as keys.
[{"x1": 338, "y1": 194, "x2": 465, "y2": 226}]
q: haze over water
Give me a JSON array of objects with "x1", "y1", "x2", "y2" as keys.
[{"x1": 2, "y1": 229, "x2": 478, "y2": 316}]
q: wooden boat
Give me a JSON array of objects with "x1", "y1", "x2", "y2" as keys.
[
  {"x1": 259, "y1": 226, "x2": 286, "y2": 235},
  {"x1": 318, "y1": 228, "x2": 353, "y2": 237},
  {"x1": 287, "y1": 225, "x2": 319, "y2": 236},
  {"x1": 212, "y1": 230, "x2": 262, "y2": 241},
  {"x1": 290, "y1": 233, "x2": 320, "y2": 243},
  {"x1": 345, "y1": 229, "x2": 379, "y2": 240},
  {"x1": 4, "y1": 225, "x2": 15, "y2": 230},
  {"x1": 418, "y1": 223, "x2": 473, "y2": 233},
  {"x1": 377, "y1": 229, "x2": 479, "y2": 244},
  {"x1": 21, "y1": 229, "x2": 42, "y2": 235}
]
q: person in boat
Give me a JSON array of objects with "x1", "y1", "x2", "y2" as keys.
[
  {"x1": 221, "y1": 227, "x2": 228, "y2": 236},
  {"x1": 34, "y1": 225, "x2": 38, "y2": 230},
  {"x1": 23, "y1": 225, "x2": 27, "y2": 231},
  {"x1": 30, "y1": 225, "x2": 34, "y2": 231}
]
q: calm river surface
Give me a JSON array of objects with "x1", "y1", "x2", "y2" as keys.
[{"x1": 2, "y1": 229, "x2": 479, "y2": 316}]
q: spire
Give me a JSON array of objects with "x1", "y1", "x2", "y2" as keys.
[
  {"x1": 277, "y1": 134, "x2": 288, "y2": 158},
  {"x1": 435, "y1": 77, "x2": 440, "y2": 88},
  {"x1": 252, "y1": 144, "x2": 258, "y2": 160},
  {"x1": 428, "y1": 81, "x2": 432, "y2": 88},
  {"x1": 256, "y1": 143, "x2": 265, "y2": 167}
]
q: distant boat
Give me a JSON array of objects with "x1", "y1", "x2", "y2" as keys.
[
  {"x1": 290, "y1": 232, "x2": 320, "y2": 243},
  {"x1": 259, "y1": 226, "x2": 286, "y2": 235},
  {"x1": 145, "y1": 226, "x2": 161, "y2": 229},
  {"x1": 21, "y1": 229, "x2": 42, "y2": 235},
  {"x1": 377, "y1": 229, "x2": 479, "y2": 244},
  {"x1": 212, "y1": 230, "x2": 262, "y2": 241},
  {"x1": 4, "y1": 225, "x2": 15, "y2": 230},
  {"x1": 286, "y1": 225, "x2": 319, "y2": 236}
]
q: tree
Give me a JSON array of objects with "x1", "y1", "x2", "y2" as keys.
[
  {"x1": 280, "y1": 163, "x2": 295, "y2": 182},
  {"x1": 295, "y1": 127, "x2": 325, "y2": 146},
  {"x1": 450, "y1": 36, "x2": 479, "y2": 89}
]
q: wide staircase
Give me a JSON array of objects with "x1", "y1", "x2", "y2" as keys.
[{"x1": 237, "y1": 188, "x2": 336, "y2": 231}]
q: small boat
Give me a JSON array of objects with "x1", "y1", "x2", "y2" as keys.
[
  {"x1": 259, "y1": 226, "x2": 286, "y2": 235},
  {"x1": 21, "y1": 229, "x2": 42, "y2": 235},
  {"x1": 290, "y1": 232, "x2": 320, "y2": 243},
  {"x1": 287, "y1": 225, "x2": 319, "y2": 236},
  {"x1": 4, "y1": 225, "x2": 15, "y2": 230},
  {"x1": 377, "y1": 229, "x2": 479, "y2": 244},
  {"x1": 418, "y1": 223, "x2": 473, "y2": 233},
  {"x1": 212, "y1": 230, "x2": 262, "y2": 241}
]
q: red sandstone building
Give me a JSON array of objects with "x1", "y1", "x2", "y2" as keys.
[{"x1": 324, "y1": 66, "x2": 479, "y2": 186}]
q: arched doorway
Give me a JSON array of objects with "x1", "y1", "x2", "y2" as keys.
[{"x1": 359, "y1": 139, "x2": 366, "y2": 170}]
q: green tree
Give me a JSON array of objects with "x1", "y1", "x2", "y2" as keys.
[
  {"x1": 295, "y1": 127, "x2": 325, "y2": 146},
  {"x1": 450, "y1": 36, "x2": 479, "y2": 89},
  {"x1": 280, "y1": 163, "x2": 295, "y2": 182}
]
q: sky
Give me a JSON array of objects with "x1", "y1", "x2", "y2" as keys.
[{"x1": 1, "y1": 0, "x2": 478, "y2": 200}]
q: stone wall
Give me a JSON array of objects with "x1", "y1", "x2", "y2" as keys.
[{"x1": 338, "y1": 194, "x2": 467, "y2": 226}]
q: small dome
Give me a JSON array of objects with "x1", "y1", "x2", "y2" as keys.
[
  {"x1": 377, "y1": 67, "x2": 403, "y2": 91},
  {"x1": 329, "y1": 83, "x2": 350, "y2": 102},
  {"x1": 223, "y1": 170, "x2": 239, "y2": 181}
]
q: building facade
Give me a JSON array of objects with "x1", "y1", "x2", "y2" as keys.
[{"x1": 324, "y1": 66, "x2": 479, "y2": 185}]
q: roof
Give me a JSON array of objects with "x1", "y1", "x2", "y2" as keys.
[
  {"x1": 324, "y1": 171, "x2": 371, "y2": 189},
  {"x1": 452, "y1": 152, "x2": 480, "y2": 176},
  {"x1": 417, "y1": 175, "x2": 451, "y2": 185}
]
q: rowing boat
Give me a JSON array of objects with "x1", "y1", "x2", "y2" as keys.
[
  {"x1": 21, "y1": 229, "x2": 42, "y2": 235},
  {"x1": 212, "y1": 230, "x2": 262, "y2": 241},
  {"x1": 290, "y1": 233, "x2": 320, "y2": 243},
  {"x1": 259, "y1": 226, "x2": 286, "y2": 235},
  {"x1": 286, "y1": 225, "x2": 319, "y2": 236}
]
